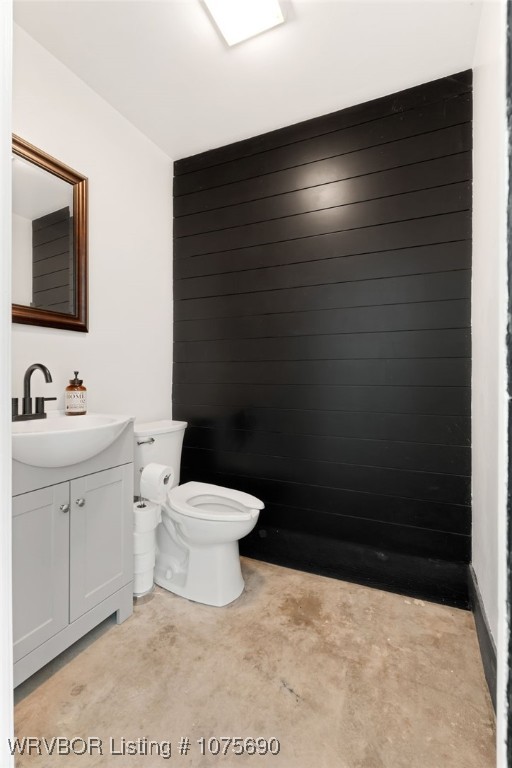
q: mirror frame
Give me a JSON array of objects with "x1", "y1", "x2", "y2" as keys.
[{"x1": 12, "y1": 135, "x2": 88, "y2": 332}]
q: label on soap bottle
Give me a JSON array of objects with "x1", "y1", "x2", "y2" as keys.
[{"x1": 65, "y1": 390, "x2": 87, "y2": 414}]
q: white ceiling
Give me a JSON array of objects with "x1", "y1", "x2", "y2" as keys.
[{"x1": 14, "y1": 0, "x2": 482, "y2": 162}]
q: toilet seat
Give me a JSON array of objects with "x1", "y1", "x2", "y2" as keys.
[{"x1": 167, "y1": 481, "x2": 264, "y2": 522}]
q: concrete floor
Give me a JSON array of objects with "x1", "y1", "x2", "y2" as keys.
[{"x1": 15, "y1": 558, "x2": 495, "y2": 768}]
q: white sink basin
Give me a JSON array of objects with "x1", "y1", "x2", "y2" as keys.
[{"x1": 12, "y1": 413, "x2": 134, "y2": 468}]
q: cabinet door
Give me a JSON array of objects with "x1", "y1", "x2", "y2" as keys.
[
  {"x1": 12, "y1": 484, "x2": 69, "y2": 663},
  {"x1": 70, "y1": 465, "x2": 133, "y2": 622}
]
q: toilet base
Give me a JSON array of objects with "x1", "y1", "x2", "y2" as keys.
[{"x1": 154, "y1": 539, "x2": 245, "y2": 607}]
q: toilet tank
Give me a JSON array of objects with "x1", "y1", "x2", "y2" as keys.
[{"x1": 133, "y1": 420, "x2": 187, "y2": 497}]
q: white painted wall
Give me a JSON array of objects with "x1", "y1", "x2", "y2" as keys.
[
  {"x1": 471, "y1": 1, "x2": 508, "y2": 758},
  {"x1": 12, "y1": 212, "x2": 32, "y2": 305},
  {"x1": 12, "y1": 25, "x2": 173, "y2": 422},
  {"x1": 0, "y1": 3, "x2": 14, "y2": 767},
  {"x1": 472, "y1": 0, "x2": 507, "y2": 647}
]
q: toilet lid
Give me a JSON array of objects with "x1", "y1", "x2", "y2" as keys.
[{"x1": 167, "y1": 481, "x2": 264, "y2": 522}]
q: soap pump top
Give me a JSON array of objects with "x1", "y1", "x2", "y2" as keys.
[
  {"x1": 65, "y1": 371, "x2": 87, "y2": 415},
  {"x1": 70, "y1": 371, "x2": 82, "y2": 387}
]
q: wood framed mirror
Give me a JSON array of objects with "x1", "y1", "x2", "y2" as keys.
[{"x1": 12, "y1": 135, "x2": 88, "y2": 332}]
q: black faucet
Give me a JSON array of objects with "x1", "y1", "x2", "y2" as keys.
[{"x1": 12, "y1": 363, "x2": 57, "y2": 421}]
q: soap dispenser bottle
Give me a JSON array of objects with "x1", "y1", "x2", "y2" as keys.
[{"x1": 65, "y1": 371, "x2": 87, "y2": 415}]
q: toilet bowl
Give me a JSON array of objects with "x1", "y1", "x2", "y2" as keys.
[
  {"x1": 134, "y1": 421, "x2": 265, "y2": 607},
  {"x1": 154, "y1": 481, "x2": 264, "y2": 606}
]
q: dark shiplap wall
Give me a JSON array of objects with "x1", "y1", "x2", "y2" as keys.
[
  {"x1": 32, "y1": 206, "x2": 73, "y2": 313},
  {"x1": 173, "y1": 72, "x2": 472, "y2": 607}
]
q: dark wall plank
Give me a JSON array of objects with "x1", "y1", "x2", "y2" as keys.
[
  {"x1": 173, "y1": 382, "x2": 470, "y2": 416},
  {"x1": 174, "y1": 358, "x2": 470, "y2": 387},
  {"x1": 175, "y1": 124, "x2": 471, "y2": 217},
  {"x1": 32, "y1": 220, "x2": 69, "y2": 248},
  {"x1": 174, "y1": 329, "x2": 471, "y2": 363},
  {"x1": 173, "y1": 404, "x2": 470, "y2": 446},
  {"x1": 174, "y1": 182, "x2": 470, "y2": 258},
  {"x1": 184, "y1": 426, "x2": 470, "y2": 475},
  {"x1": 174, "y1": 214, "x2": 470, "y2": 280},
  {"x1": 31, "y1": 269, "x2": 70, "y2": 293},
  {"x1": 181, "y1": 445, "x2": 470, "y2": 505},
  {"x1": 176, "y1": 71, "x2": 471, "y2": 177},
  {"x1": 31, "y1": 237, "x2": 71, "y2": 263},
  {"x1": 238, "y1": 528, "x2": 469, "y2": 608},
  {"x1": 32, "y1": 284, "x2": 69, "y2": 305},
  {"x1": 174, "y1": 93, "x2": 471, "y2": 196},
  {"x1": 175, "y1": 242, "x2": 471, "y2": 300},
  {"x1": 32, "y1": 207, "x2": 73, "y2": 314},
  {"x1": 173, "y1": 73, "x2": 473, "y2": 606},
  {"x1": 32, "y1": 251, "x2": 69, "y2": 278},
  {"x1": 47, "y1": 302, "x2": 71, "y2": 313},
  {"x1": 175, "y1": 152, "x2": 471, "y2": 236},
  {"x1": 175, "y1": 270, "x2": 470, "y2": 321},
  {"x1": 181, "y1": 466, "x2": 471, "y2": 540},
  {"x1": 174, "y1": 299, "x2": 470, "y2": 342},
  {"x1": 260, "y1": 503, "x2": 470, "y2": 562}
]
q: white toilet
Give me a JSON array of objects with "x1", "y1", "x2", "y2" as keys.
[{"x1": 134, "y1": 420, "x2": 264, "y2": 607}]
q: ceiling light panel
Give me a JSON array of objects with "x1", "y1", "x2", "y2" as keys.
[{"x1": 203, "y1": 0, "x2": 285, "y2": 46}]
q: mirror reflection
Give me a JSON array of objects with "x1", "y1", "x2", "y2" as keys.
[
  {"x1": 11, "y1": 135, "x2": 88, "y2": 332},
  {"x1": 12, "y1": 154, "x2": 75, "y2": 314}
]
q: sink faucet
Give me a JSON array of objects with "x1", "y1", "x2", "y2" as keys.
[{"x1": 12, "y1": 363, "x2": 57, "y2": 421}]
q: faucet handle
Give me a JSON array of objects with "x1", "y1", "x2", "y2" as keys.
[
  {"x1": 11, "y1": 398, "x2": 18, "y2": 420},
  {"x1": 35, "y1": 396, "x2": 57, "y2": 416}
]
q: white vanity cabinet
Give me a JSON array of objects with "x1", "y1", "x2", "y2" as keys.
[
  {"x1": 12, "y1": 483, "x2": 69, "y2": 664},
  {"x1": 12, "y1": 424, "x2": 134, "y2": 687},
  {"x1": 69, "y1": 466, "x2": 132, "y2": 621}
]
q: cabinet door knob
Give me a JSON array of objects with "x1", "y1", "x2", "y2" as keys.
[
  {"x1": 60, "y1": 503, "x2": 70, "y2": 514},
  {"x1": 75, "y1": 498, "x2": 86, "y2": 508}
]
